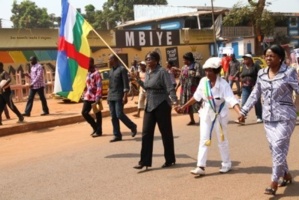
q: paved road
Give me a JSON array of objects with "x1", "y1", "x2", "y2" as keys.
[{"x1": 0, "y1": 108, "x2": 299, "y2": 200}]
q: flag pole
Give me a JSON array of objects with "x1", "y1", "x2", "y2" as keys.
[{"x1": 91, "y1": 29, "x2": 130, "y2": 71}]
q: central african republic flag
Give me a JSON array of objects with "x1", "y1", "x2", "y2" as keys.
[{"x1": 54, "y1": 0, "x2": 93, "y2": 102}]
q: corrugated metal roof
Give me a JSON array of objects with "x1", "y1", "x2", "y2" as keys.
[{"x1": 117, "y1": 9, "x2": 228, "y2": 28}]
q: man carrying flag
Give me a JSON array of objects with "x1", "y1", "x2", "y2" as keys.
[{"x1": 81, "y1": 58, "x2": 102, "y2": 137}]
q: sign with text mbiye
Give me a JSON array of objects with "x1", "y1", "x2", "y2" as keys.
[{"x1": 115, "y1": 30, "x2": 180, "y2": 48}]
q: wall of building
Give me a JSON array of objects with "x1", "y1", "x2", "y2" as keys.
[
  {"x1": 92, "y1": 44, "x2": 211, "y2": 69},
  {"x1": 221, "y1": 37, "x2": 256, "y2": 57}
]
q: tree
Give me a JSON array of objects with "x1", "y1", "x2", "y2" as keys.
[
  {"x1": 10, "y1": 0, "x2": 54, "y2": 28},
  {"x1": 223, "y1": 0, "x2": 278, "y2": 55},
  {"x1": 82, "y1": 4, "x2": 117, "y2": 30},
  {"x1": 102, "y1": 0, "x2": 168, "y2": 29},
  {"x1": 82, "y1": 0, "x2": 168, "y2": 30}
]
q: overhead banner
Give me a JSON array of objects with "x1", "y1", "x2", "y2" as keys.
[
  {"x1": 0, "y1": 29, "x2": 58, "y2": 49},
  {"x1": 0, "y1": 29, "x2": 115, "y2": 49}
]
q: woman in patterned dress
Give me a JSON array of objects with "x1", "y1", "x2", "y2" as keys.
[
  {"x1": 176, "y1": 52, "x2": 203, "y2": 125},
  {"x1": 239, "y1": 44, "x2": 299, "y2": 196}
]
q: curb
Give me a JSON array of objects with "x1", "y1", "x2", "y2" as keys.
[{"x1": 0, "y1": 107, "x2": 137, "y2": 137}]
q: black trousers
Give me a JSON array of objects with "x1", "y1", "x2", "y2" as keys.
[
  {"x1": 139, "y1": 100, "x2": 175, "y2": 166},
  {"x1": 0, "y1": 90, "x2": 22, "y2": 123},
  {"x1": 24, "y1": 87, "x2": 49, "y2": 115},
  {"x1": 81, "y1": 100, "x2": 102, "y2": 133}
]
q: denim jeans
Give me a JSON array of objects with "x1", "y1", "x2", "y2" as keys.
[
  {"x1": 241, "y1": 86, "x2": 262, "y2": 119},
  {"x1": 24, "y1": 87, "x2": 49, "y2": 115},
  {"x1": 108, "y1": 100, "x2": 136, "y2": 138}
]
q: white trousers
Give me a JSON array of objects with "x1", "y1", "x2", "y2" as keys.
[
  {"x1": 137, "y1": 88, "x2": 146, "y2": 109},
  {"x1": 197, "y1": 115, "x2": 231, "y2": 168}
]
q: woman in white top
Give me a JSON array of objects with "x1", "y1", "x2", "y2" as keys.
[
  {"x1": 133, "y1": 61, "x2": 147, "y2": 118},
  {"x1": 176, "y1": 57, "x2": 242, "y2": 175}
]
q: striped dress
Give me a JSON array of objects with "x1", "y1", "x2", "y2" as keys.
[{"x1": 240, "y1": 63, "x2": 299, "y2": 182}]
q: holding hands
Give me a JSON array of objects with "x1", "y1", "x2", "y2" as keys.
[
  {"x1": 174, "y1": 105, "x2": 185, "y2": 114},
  {"x1": 236, "y1": 114, "x2": 246, "y2": 124}
]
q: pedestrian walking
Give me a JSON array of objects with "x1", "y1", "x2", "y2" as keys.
[
  {"x1": 238, "y1": 54, "x2": 262, "y2": 123},
  {"x1": 227, "y1": 54, "x2": 241, "y2": 96},
  {"x1": 107, "y1": 54, "x2": 137, "y2": 142},
  {"x1": 133, "y1": 61, "x2": 146, "y2": 118},
  {"x1": 175, "y1": 57, "x2": 242, "y2": 176},
  {"x1": 133, "y1": 51, "x2": 178, "y2": 170},
  {"x1": 176, "y1": 52, "x2": 204, "y2": 125},
  {"x1": 0, "y1": 62, "x2": 24, "y2": 126},
  {"x1": 238, "y1": 44, "x2": 298, "y2": 196},
  {"x1": 22, "y1": 56, "x2": 49, "y2": 117},
  {"x1": 81, "y1": 58, "x2": 103, "y2": 137}
]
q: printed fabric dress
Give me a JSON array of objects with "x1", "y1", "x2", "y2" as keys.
[{"x1": 179, "y1": 62, "x2": 203, "y2": 113}]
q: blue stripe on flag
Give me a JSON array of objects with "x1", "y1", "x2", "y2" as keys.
[
  {"x1": 57, "y1": 51, "x2": 73, "y2": 91},
  {"x1": 60, "y1": 0, "x2": 69, "y2": 37}
]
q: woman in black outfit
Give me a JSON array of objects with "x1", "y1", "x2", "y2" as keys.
[{"x1": 133, "y1": 51, "x2": 178, "y2": 170}]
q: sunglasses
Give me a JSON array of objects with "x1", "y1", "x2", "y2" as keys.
[{"x1": 145, "y1": 57, "x2": 155, "y2": 61}]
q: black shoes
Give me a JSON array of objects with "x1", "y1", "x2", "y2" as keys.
[
  {"x1": 18, "y1": 116, "x2": 24, "y2": 123},
  {"x1": 161, "y1": 162, "x2": 176, "y2": 168},
  {"x1": 22, "y1": 113, "x2": 48, "y2": 116},
  {"x1": 91, "y1": 133, "x2": 102, "y2": 137},
  {"x1": 110, "y1": 137, "x2": 122, "y2": 143},
  {"x1": 131, "y1": 125, "x2": 137, "y2": 137},
  {"x1": 91, "y1": 130, "x2": 102, "y2": 138},
  {"x1": 133, "y1": 164, "x2": 148, "y2": 170}
]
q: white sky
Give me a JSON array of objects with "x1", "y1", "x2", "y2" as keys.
[{"x1": 0, "y1": 0, "x2": 298, "y2": 28}]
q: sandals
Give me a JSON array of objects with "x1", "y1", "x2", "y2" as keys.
[
  {"x1": 279, "y1": 173, "x2": 293, "y2": 187},
  {"x1": 264, "y1": 182, "x2": 278, "y2": 196},
  {"x1": 264, "y1": 187, "x2": 277, "y2": 195}
]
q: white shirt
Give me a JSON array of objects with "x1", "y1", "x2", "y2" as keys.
[{"x1": 193, "y1": 76, "x2": 238, "y2": 120}]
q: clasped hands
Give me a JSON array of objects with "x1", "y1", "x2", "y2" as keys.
[
  {"x1": 174, "y1": 105, "x2": 185, "y2": 113},
  {"x1": 237, "y1": 114, "x2": 246, "y2": 124}
]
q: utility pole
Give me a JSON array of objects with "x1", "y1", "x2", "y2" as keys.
[
  {"x1": 0, "y1": 18, "x2": 2, "y2": 28},
  {"x1": 211, "y1": 0, "x2": 218, "y2": 56}
]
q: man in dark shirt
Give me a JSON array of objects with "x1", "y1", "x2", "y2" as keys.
[
  {"x1": 0, "y1": 62, "x2": 24, "y2": 125},
  {"x1": 239, "y1": 54, "x2": 262, "y2": 123},
  {"x1": 228, "y1": 54, "x2": 241, "y2": 96},
  {"x1": 107, "y1": 54, "x2": 137, "y2": 142}
]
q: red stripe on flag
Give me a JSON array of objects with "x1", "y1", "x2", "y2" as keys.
[{"x1": 58, "y1": 37, "x2": 89, "y2": 70}]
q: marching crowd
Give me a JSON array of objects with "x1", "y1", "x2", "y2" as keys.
[{"x1": 1, "y1": 44, "x2": 299, "y2": 196}]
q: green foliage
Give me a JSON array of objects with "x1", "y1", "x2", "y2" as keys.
[
  {"x1": 258, "y1": 10, "x2": 275, "y2": 36},
  {"x1": 223, "y1": 3, "x2": 254, "y2": 26},
  {"x1": 223, "y1": 1, "x2": 288, "y2": 36},
  {"x1": 82, "y1": 0, "x2": 167, "y2": 30},
  {"x1": 9, "y1": 0, "x2": 167, "y2": 30},
  {"x1": 10, "y1": 0, "x2": 54, "y2": 28}
]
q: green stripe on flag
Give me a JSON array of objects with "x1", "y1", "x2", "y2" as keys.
[
  {"x1": 73, "y1": 13, "x2": 85, "y2": 51},
  {"x1": 68, "y1": 58, "x2": 79, "y2": 83}
]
